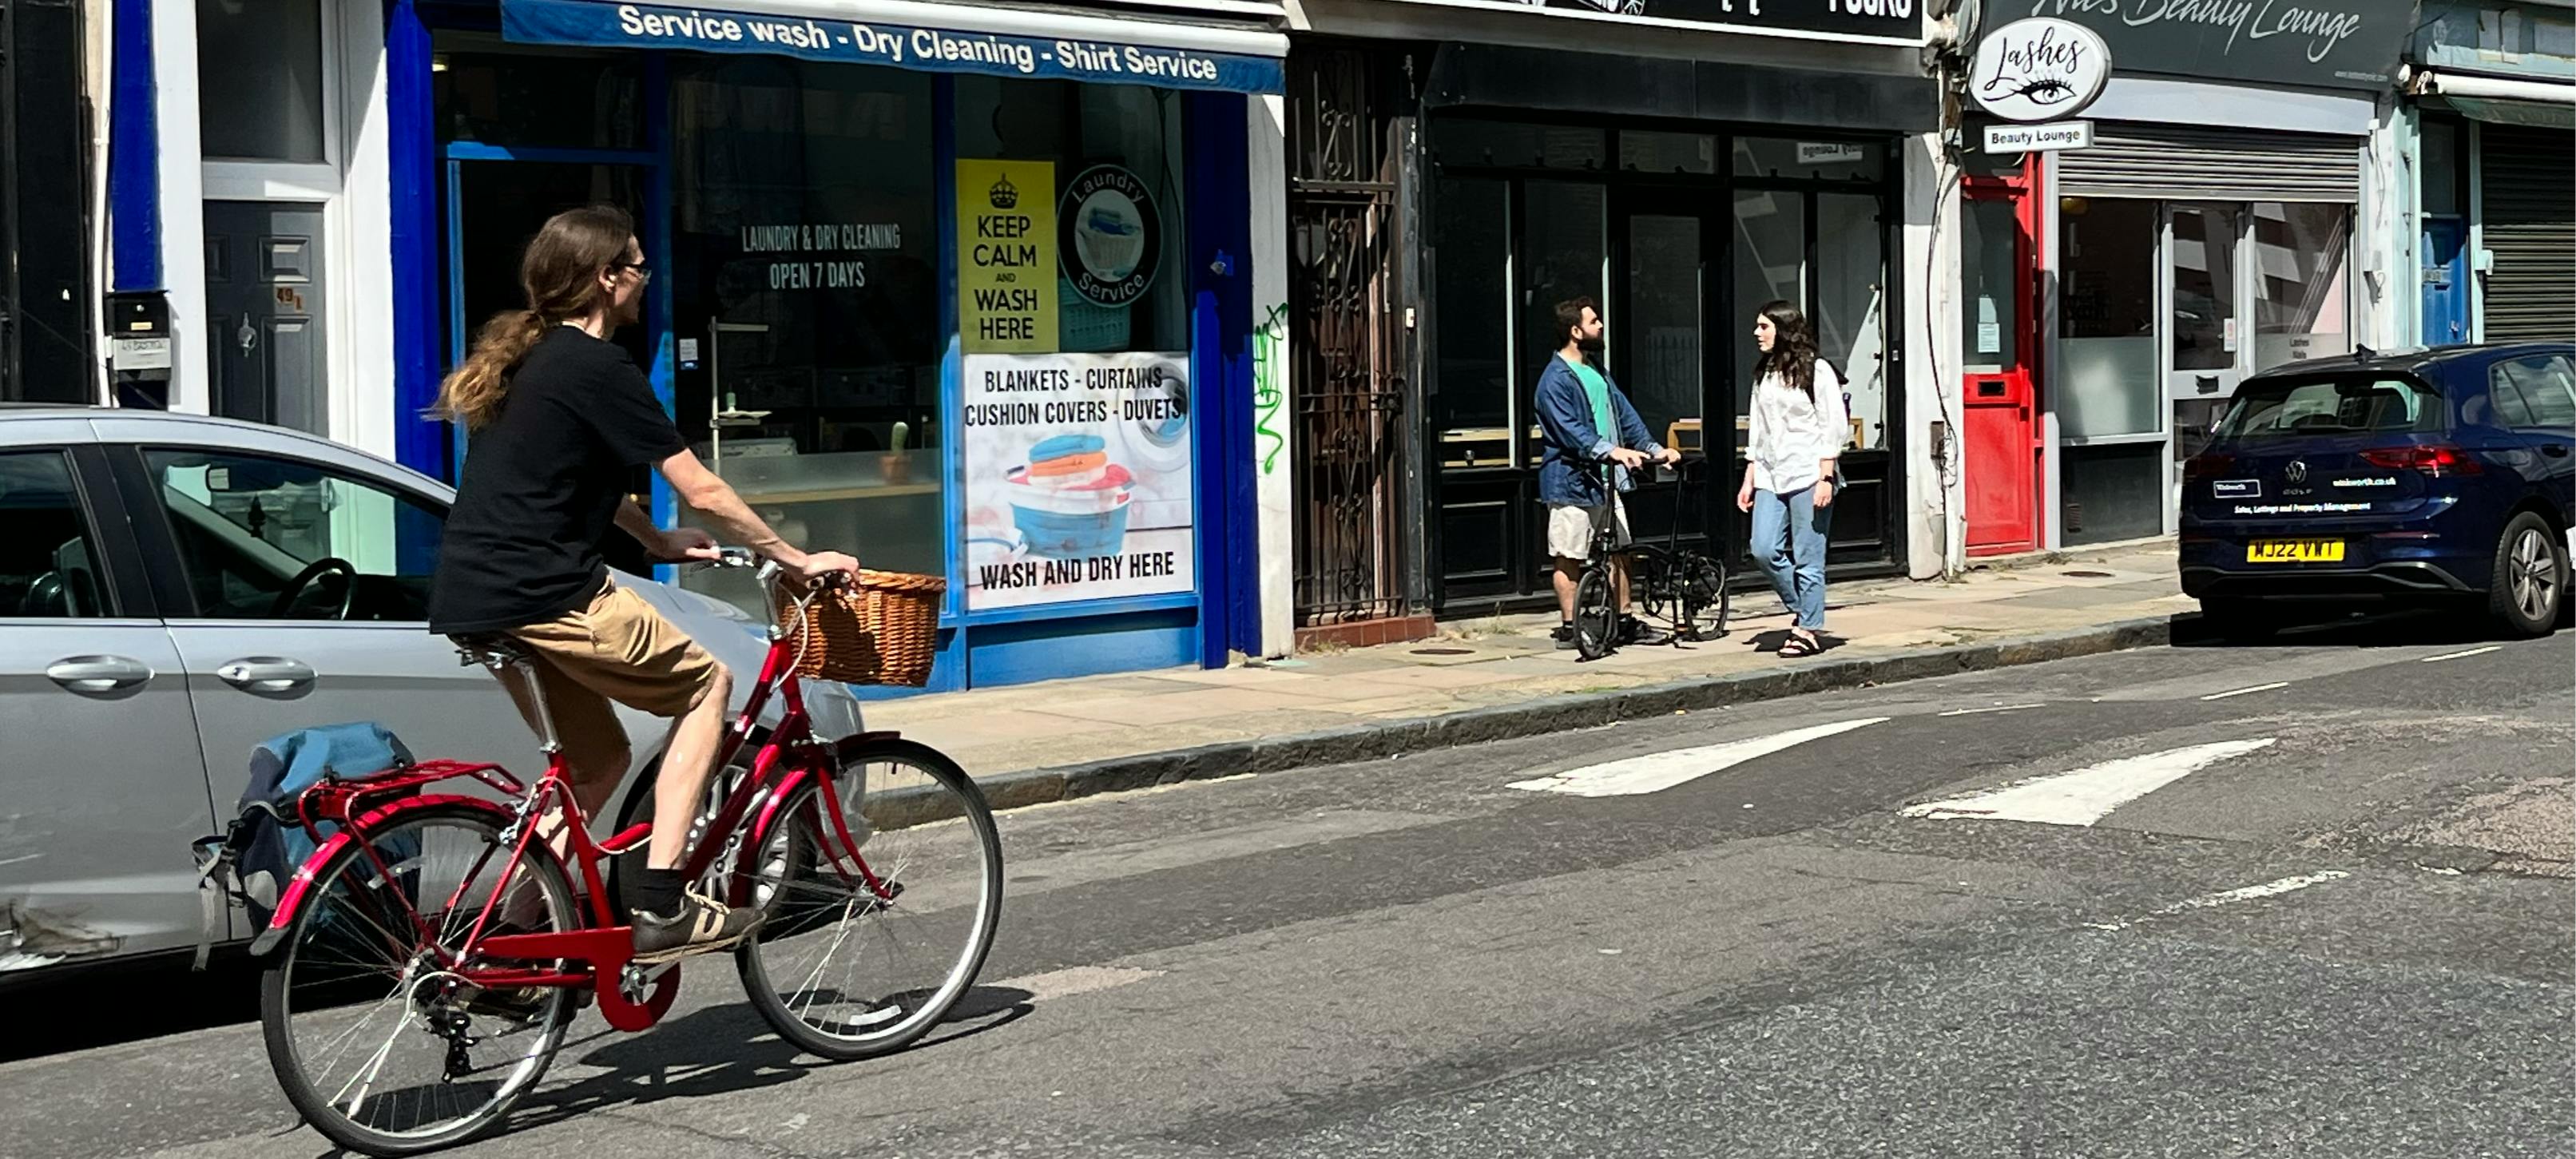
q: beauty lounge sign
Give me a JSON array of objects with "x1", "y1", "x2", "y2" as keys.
[{"x1": 2021, "y1": 0, "x2": 2415, "y2": 91}]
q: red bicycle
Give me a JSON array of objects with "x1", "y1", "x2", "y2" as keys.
[{"x1": 251, "y1": 550, "x2": 1002, "y2": 1156}]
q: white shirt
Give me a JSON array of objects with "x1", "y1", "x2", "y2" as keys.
[{"x1": 1746, "y1": 360, "x2": 1849, "y2": 494}]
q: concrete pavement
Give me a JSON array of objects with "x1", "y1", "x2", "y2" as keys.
[{"x1": 3, "y1": 608, "x2": 2567, "y2": 1158}]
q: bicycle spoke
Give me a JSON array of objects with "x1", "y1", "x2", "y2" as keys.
[
  {"x1": 738, "y1": 746, "x2": 998, "y2": 1058},
  {"x1": 311, "y1": 987, "x2": 411, "y2": 1086},
  {"x1": 332, "y1": 1003, "x2": 414, "y2": 1118},
  {"x1": 267, "y1": 807, "x2": 578, "y2": 1151}
]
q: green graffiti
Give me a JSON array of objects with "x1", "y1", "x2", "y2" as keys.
[{"x1": 1252, "y1": 302, "x2": 1288, "y2": 475}]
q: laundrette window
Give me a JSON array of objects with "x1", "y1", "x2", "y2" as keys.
[
  {"x1": 952, "y1": 77, "x2": 1192, "y2": 355},
  {"x1": 431, "y1": 35, "x2": 645, "y2": 152},
  {"x1": 665, "y1": 58, "x2": 943, "y2": 609}
]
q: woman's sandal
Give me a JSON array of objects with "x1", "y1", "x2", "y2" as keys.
[{"x1": 1779, "y1": 633, "x2": 1821, "y2": 658}]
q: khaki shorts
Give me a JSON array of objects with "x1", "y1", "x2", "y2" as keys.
[
  {"x1": 488, "y1": 578, "x2": 723, "y2": 785},
  {"x1": 1546, "y1": 498, "x2": 1630, "y2": 560}
]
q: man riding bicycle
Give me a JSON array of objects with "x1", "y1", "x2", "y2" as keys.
[{"x1": 427, "y1": 204, "x2": 859, "y2": 963}]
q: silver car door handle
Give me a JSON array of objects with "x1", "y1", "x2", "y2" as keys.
[
  {"x1": 46, "y1": 655, "x2": 154, "y2": 693},
  {"x1": 216, "y1": 657, "x2": 317, "y2": 691}
]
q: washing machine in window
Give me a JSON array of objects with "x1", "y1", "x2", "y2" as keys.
[{"x1": 1106, "y1": 368, "x2": 1192, "y2": 530}]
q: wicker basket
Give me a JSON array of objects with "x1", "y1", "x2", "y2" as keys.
[{"x1": 776, "y1": 570, "x2": 947, "y2": 687}]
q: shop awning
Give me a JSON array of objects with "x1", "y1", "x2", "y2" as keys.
[
  {"x1": 2408, "y1": 68, "x2": 2576, "y2": 129},
  {"x1": 501, "y1": 0, "x2": 1288, "y2": 93}
]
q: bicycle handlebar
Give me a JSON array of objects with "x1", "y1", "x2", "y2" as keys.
[{"x1": 698, "y1": 546, "x2": 850, "y2": 607}]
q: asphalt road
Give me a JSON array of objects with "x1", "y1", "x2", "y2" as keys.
[{"x1": 4, "y1": 612, "x2": 2570, "y2": 1159}]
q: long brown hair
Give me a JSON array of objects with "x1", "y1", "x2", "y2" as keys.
[
  {"x1": 431, "y1": 205, "x2": 637, "y2": 431},
  {"x1": 1753, "y1": 300, "x2": 1822, "y2": 399}
]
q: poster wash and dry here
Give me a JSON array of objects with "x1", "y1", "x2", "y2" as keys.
[{"x1": 963, "y1": 351, "x2": 1196, "y2": 609}]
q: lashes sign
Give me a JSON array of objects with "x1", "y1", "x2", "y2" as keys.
[{"x1": 1971, "y1": 16, "x2": 2110, "y2": 153}]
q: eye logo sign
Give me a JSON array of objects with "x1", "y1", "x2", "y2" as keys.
[{"x1": 1971, "y1": 18, "x2": 2111, "y2": 122}]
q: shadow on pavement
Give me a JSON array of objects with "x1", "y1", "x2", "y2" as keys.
[
  {"x1": 0, "y1": 951, "x2": 266, "y2": 1063},
  {"x1": 1742, "y1": 628, "x2": 1844, "y2": 657},
  {"x1": 499, "y1": 983, "x2": 1034, "y2": 1135},
  {"x1": 2169, "y1": 602, "x2": 2560, "y2": 649}
]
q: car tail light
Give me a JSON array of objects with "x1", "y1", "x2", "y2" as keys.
[
  {"x1": 2359, "y1": 445, "x2": 2483, "y2": 477},
  {"x1": 2183, "y1": 452, "x2": 2235, "y2": 481}
]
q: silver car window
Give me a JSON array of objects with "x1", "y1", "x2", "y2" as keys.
[
  {"x1": 0, "y1": 450, "x2": 109, "y2": 618},
  {"x1": 141, "y1": 448, "x2": 445, "y2": 621}
]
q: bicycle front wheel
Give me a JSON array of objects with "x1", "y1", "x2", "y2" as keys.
[
  {"x1": 737, "y1": 738, "x2": 1002, "y2": 1061},
  {"x1": 1574, "y1": 565, "x2": 1619, "y2": 660},
  {"x1": 259, "y1": 803, "x2": 579, "y2": 1157}
]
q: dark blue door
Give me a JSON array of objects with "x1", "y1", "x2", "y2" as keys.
[{"x1": 2421, "y1": 216, "x2": 2471, "y2": 347}]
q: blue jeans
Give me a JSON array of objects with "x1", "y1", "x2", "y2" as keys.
[{"x1": 1750, "y1": 486, "x2": 1830, "y2": 630}]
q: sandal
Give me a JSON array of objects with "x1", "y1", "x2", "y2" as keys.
[{"x1": 1779, "y1": 633, "x2": 1821, "y2": 658}]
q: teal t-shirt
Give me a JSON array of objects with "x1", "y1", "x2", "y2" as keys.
[{"x1": 1563, "y1": 355, "x2": 1617, "y2": 444}]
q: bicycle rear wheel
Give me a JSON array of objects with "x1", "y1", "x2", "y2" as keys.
[
  {"x1": 737, "y1": 738, "x2": 1002, "y2": 1061},
  {"x1": 259, "y1": 803, "x2": 579, "y2": 1157},
  {"x1": 1573, "y1": 565, "x2": 1618, "y2": 660},
  {"x1": 1678, "y1": 554, "x2": 1730, "y2": 641}
]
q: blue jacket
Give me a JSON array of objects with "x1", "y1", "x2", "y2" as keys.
[{"x1": 1535, "y1": 353, "x2": 1664, "y2": 507}]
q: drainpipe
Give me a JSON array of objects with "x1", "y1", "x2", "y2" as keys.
[{"x1": 1923, "y1": 0, "x2": 1972, "y2": 580}]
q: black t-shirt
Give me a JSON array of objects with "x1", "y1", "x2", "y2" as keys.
[{"x1": 428, "y1": 327, "x2": 687, "y2": 633}]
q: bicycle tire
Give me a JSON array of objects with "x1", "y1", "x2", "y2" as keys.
[
  {"x1": 1574, "y1": 565, "x2": 1618, "y2": 661},
  {"x1": 736, "y1": 737, "x2": 1003, "y2": 1061},
  {"x1": 1679, "y1": 554, "x2": 1731, "y2": 641},
  {"x1": 260, "y1": 802, "x2": 580, "y2": 1157}
]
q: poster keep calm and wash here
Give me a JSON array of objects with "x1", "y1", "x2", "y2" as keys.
[{"x1": 956, "y1": 157, "x2": 1195, "y2": 611}]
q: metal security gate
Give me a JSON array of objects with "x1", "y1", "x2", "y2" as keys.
[
  {"x1": 2478, "y1": 124, "x2": 2575, "y2": 343},
  {"x1": 2057, "y1": 125, "x2": 2362, "y2": 202},
  {"x1": 1288, "y1": 46, "x2": 1411, "y2": 628}
]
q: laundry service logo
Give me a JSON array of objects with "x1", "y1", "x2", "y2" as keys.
[
  {"x1": 1059, "y1": 165, "x2": 1163, "y2": 309},
  {"x1": 1972, "y1": 17, "x2": 2112, "y2": 121}
]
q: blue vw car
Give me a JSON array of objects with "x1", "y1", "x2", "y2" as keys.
[{"x1": 2180, "y1": 343, "x2": 2575, "y2": 638}]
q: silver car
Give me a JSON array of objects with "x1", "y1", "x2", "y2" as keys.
[{"x1": 0, "y1": 407, "x2": 863, "y2": 974}]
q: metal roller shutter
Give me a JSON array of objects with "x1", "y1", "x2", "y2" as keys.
[
  {"x1": 2056, "y1": 125, "x2": 2361, "y2": 202},
  {"x1": 2479, "y1": 124, "x2": 2576, "y2": 343}
]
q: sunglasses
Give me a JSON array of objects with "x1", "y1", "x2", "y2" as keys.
[{"x1": 610, "y1": 260, "x2": 653, "y2": 285}]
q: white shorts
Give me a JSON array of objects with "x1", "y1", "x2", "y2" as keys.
[{"x1": 1546, "y1": 498, "x2": 1630, "y2": 559}]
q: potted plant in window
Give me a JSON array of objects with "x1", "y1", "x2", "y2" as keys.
[{"x1": 883, "y1": 420, "x2": 913, "y2": 486}]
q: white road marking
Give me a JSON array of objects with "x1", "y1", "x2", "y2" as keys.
[
  {"x1": 1506, "y1": 717, "x2": 1891, "y2": 797},
  {"x1": 2084, "y1": 870, "x2": 2349, "y2": 931},
  {"x1": 1939, "y1": 703, "x2": 2043, "y2": 716},
  {"x1": 995, "y1": 965, "x2": 1165, "y2": 1002},
  {"x1": 2201, "y1": 681, "x2": 2290, "y2": 701},
  {"x1": 1002, "y1": 810, "x2": 1449, "y2": 902},
  {"x1": 2419, "y1": 645, "x2": 2503, "y2": 663},
  {"x1": 1903, "y1": 738, "x2": 2278, "y2": 827}
]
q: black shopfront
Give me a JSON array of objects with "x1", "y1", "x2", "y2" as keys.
[{"x1": 1411, "y1": 45, "x2": 1931, "y2": 610}]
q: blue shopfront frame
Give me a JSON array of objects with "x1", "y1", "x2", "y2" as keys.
[{"x1": 387, "y1": 3, "x2": 1263, "y2": 694}]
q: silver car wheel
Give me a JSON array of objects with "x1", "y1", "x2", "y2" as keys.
[{"x1": 2511, "y1": 527, "x2": 2558, "y2": 623}]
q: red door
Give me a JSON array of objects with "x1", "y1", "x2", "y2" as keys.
[{"x1": 1962, "y1": 161, "x2": 2042, "y2": 556}]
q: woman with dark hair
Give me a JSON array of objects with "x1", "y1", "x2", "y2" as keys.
[{"x1": 1736, "y1": 300, "x2": 1848, "y2": 658}]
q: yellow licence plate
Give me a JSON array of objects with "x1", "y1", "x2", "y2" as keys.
[{"x1": 2247, "y1": 540, "x2": 2344, "y2": 563}]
